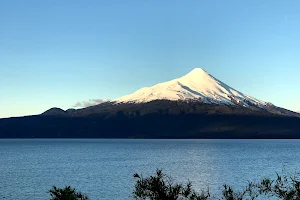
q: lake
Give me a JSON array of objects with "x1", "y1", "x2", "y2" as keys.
[{"x1": 1, "y1": 139, "x2": 300, "y2": 199}]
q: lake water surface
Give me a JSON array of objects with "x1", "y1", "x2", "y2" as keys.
[{"x1": 1, "y1": 139, "x2": 300, "y2": 199}]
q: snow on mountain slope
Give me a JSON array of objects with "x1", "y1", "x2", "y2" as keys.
[{"x1": 115, "y1": 68, "x2": 272, "y2": 108}]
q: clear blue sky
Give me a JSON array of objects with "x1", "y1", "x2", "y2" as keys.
[{"x1": 1, "y1": 0, "x2": 300, "y2": 118}]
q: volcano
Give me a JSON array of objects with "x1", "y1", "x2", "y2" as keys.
[{"x1": 1, "y1": 68, "x2": 300, "y2": 139}]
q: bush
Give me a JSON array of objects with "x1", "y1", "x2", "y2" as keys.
[
  {"x1": 133, "y1": 169, "x2": 300, "y2": 200},
  {"x1": 257, "y1": 173, "x2": 300, "y2": 199},
  {"x1": 49, "y1": 186, "x2": 88, "y2": 200},
  {"x1": 133, "y1": 169, "x2": 210, "y2": 200},
  {"x1": 49, "y1": 170, "x2": 300, "y2": 199}
]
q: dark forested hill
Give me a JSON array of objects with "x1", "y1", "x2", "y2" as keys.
[{"x1": 1, "y1": 100, "x2": 300, "y2": 139}]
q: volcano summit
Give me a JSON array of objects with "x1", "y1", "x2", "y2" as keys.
[{"x1": 116, "y1": 68, "x2": 270, "y2": 108}]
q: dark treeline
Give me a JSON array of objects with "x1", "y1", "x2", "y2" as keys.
[
  {"x1": 50, "y1": 169, "x2": 300, "y2": 200},
  {"x1": 1, "y1": 100, "x2": 300, "y2": 139},
  {"x1": 1, "y1": 114, "x2": 300, "y2": 139}
]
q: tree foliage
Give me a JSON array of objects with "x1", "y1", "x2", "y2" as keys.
[
  {"x1": 133, "y1": 169, "x2": 300, "y2": 200},
  {"x1": 257, "y1": 173, "x2": 300, "y2": 200},
  {"x1": 49, "y1": 186, "x2": 88, "y2": 200},
  {"x1": 49, "y1": 170, "x2": 300, "y2": 200},
  {"x1": 133, "y1": 169, "x2": 210, "y2": 200}
]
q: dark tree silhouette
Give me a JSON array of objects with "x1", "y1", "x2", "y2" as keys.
[
  {"x1": 132, "y1": 169, "x2": 267, "y2": 200},
  {"x1": 48, "y1": 170, "x2": 300, "y2": 200},
  {"x1": 133, "y1": 169, "x2": 210, "y2": 200},
  {"x1": 257, "y1": 173, "x2": 300, "y2": 200},
  {"x1": 49, "y1": 186, "x2": 88, "y2": 200}
]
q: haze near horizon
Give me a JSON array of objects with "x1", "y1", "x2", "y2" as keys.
[{"x1": 1, "y1": 0, "x2": 300, "y2": 118}]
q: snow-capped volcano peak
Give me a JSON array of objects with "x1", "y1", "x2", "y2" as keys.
[
  {"x1": 184, "y1": 67, "x2": 209, "y2": 77},
  {"x1": 115, "y1": 68, "x2": 271, "y2": 107}
]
